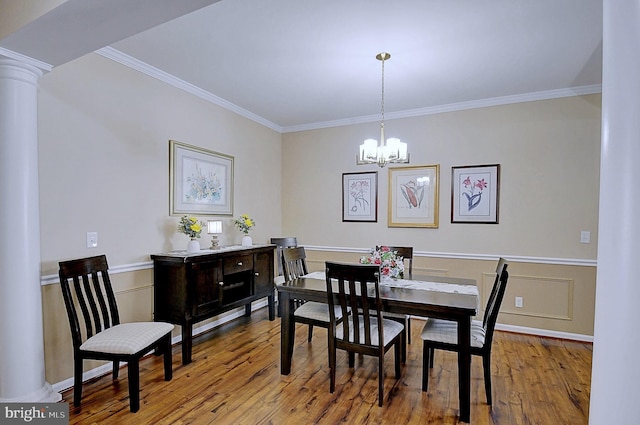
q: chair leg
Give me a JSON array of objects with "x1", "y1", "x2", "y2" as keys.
[
  {"x1": 127, "y1": 360, "x2": 140, "y2": 413},
  {"x1": 163, "y1": 335, "x2": 173, "y2": 381},
  {"x1": 348, "y1": 351, "x2": 355, "y2": 368},
  {"x1": 378, "y1": 354, "x2": 384, "y2": 407},
  {"x1": 483, "y1": 351, "x2": 492, "y2": 405},
  {"x1": 328, "y1": 341, "x2": 336, "y2": 393},
  {"x1": 407, "y1": 317, "x2": 412, "y2": 344},
  {"x1": 73, "y1": 358, "x2": 83, "y2": 407},
  {"x1": 422, "y1": 341, "x2": 430, "y2": 392},
  {"x1": 429, "y1": 347, "x2": 435, "y2": 368},
  {"x1": 307, "y1": 324, "x2": 314, "y2": 342},
  {"x1": 112, "y1": 360, "x2": 119, "y2": 379},
  {"x1": 394, "y1": 340, "x2": 402, "y2": 378}
]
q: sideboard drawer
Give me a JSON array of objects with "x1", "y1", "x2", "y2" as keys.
[{"x1": 224, "y1": 254, "x2": 253, "y2": 274}]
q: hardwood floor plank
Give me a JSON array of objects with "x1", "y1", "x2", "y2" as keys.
[{"x1": 63, "y1": 308, "x2": 592, "y2": 424}]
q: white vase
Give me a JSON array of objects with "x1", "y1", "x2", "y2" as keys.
[
  {"x1": 187, "y1": 238, "x2": 200, "y2": 253},
  {"x1": 242, "y1": 235, "x2": 252, "y2": 247}
]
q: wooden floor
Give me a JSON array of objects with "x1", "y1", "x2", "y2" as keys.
[{"x1": 63, "y1": 308, "x2": 592, "y2": 424}]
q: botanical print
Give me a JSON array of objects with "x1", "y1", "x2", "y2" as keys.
[
  {"x1": 343, "y1": 172, "x2": 377, "y2": 222},
  {"x1": 400, "y1": 179, "x2": 425, "y2": 209},
  {"x1": 395, "y1": 175, "x2": 429, "y2": 218},
  {"x1": 459, "y1": 172, "x2": 491, "y2": 216},
  {"x1": 182, "y1": 156, "x2": 226, "y2": 205},
  {"x1": 348, "y1": 178, "x2": 371, "y2": 216}
]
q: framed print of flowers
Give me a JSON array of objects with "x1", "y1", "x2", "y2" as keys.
[
  {"x1": 170, "y1": 140, "x2": 234, "y2": 215},
  {"x1": 342, "y1": 171, "x2": 378, "y2": 222},
  {"x1": 451, "y1": 164, "x2": 500, "y2": 224},
  {"x1": 388, "y1": 165, "x2": 439, "y2": 228}
]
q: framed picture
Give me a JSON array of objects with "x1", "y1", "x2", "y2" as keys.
[
  {"x1": 388, "y1": 165, "x2": 439, "y2": 228},
  {"x1": 170, "y1": 140, "x2": 234, "y2": 216},
  {"x1": 451, "y1": 164, "x2": 500, "y2": 223},
  {"x1": 342, "y1": 171, "x2": 378, "y2": 222}
]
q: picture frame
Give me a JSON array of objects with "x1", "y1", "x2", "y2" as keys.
[
  {"x1": 451, "y1": 164, "x2": 500, "y2": 224},
  {"x1": 342, "y1": 171, "x2": 378, "y2": 222},
  {"x1": 388, "y1": 165, "x2": 439, "y2": 228},
  {"x1": 169, "y1": 140, "x2": 234, "y2": 216}
]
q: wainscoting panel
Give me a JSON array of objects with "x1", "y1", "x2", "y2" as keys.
[{"x1": 499, "y1": 273, "x2": 574, "y2": 320}]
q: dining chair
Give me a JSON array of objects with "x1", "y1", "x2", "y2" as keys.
[
  {"x1": 376, "y1": 245, "x2": 413, "y2": 346},
  {"x1": 325, "y1": 261, "x2": 404, "y2": 407},
  {"x1": 421, "y1": 258, "x2": 509, "y2": 405},
  {"x1": 58, "y1": 255, "x2": 175, "y2": 412},
  {"x1": 282, "y1": 246, "x2": 343, "y2": 343},
  {"x1": 270, "y1": 237, "x2": 298, "y2": 317},
  {"x1": 270, "y1": 237, "x2": 298, "y2": 276}
]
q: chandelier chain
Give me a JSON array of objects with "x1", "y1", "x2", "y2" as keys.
[{"x1": 380, "y1": 56, "x2": 385, "y2": 125}]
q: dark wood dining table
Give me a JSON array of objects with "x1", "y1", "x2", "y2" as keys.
[{"x1": 275, "y1": 273, "x2": 478, "y2": 423}]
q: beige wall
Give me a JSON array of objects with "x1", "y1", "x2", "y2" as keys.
[
  {"x1": 36, "y1": 52, "x2": 601, "y2": 386},
  {"x1": 37, "y1": 53, "x2": 282, "y2": 384},
  {"x1": 281, "y1": 94, "x2": 601, "y2": 338},
  {"x1": 281, "y1": 95, "x2": 601, "y2": 258}
]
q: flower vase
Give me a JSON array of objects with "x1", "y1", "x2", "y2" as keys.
[
  {"x1": 187, "y1": 238, "x2": 200, "y2": 253},
  {"x1": 242, "y1": 235, "x2": 252, "y2": 247}
]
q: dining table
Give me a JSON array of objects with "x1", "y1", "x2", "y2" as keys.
[{"x1": 275, "y1": 271, "x2": 479, "y2": 423}]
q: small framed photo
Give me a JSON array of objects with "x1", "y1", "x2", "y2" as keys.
[
  {"x1": 170, "y1": 140, "x2": 234, "y2": 216},
  {"x1": 451, "y1": 164, "x2": 500, "y2": 224},
  {"x1": 388, "y1": 165, "x2": 439, "y2": 228},
  {"x1": 342, "y1": 171, "x2": 378, "y2": 222}
]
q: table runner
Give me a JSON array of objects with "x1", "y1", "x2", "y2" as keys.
[{"x1": 302, "y1": 271, "x2": 479, "y2": 296}]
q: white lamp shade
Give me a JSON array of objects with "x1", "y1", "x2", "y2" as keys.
[{"x1": 207, "y1": 220, "x2": 222, "y2": 234}]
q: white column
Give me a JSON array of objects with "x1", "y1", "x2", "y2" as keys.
[
  {"x1": 589, "y1": 2, "x2": 640, "y2": 423},
  {"x1": 0, "y1": 58, "x2": 60, "y2": 402}
]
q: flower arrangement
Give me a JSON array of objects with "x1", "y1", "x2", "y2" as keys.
[
  {"x1": 359, "y1": 246, "x2": 405, "y2": 279},
  {"x1": 234, "y1": 214, "x2": 255, "y2": 235},
  {"x1": 178, "y1": 215, "x2": 204, "y2": 238}
]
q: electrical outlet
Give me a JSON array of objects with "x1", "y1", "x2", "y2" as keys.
[
  {"x1": 86, "y1": 232, "x2": 98, "y2": 248},
  {"x1": 580, "y1": 231, "x2": 591, "y2": 243},
  {"x1": 515, "y1": 296, "x2": 523, "y2": 308}
]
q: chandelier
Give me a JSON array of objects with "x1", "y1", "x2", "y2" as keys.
[{"x1": 357, "y1": 52, "x2": 409, "y2": 168}]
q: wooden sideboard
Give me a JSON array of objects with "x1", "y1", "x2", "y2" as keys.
[{"x1": 151, "y1": 244, "x2": 276, "y2": 364}]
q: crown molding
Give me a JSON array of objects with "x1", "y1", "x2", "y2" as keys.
[
  {"x1": 281, "y1": 84, "x2": 602, "y2": 133},
  {"x1": 95, "y1": 46, "x2": 600, "y2": 136},
  {"x1": 95, "y1": 47, "x2": 283, "y2": 132},
  {"x1": 0, "y1": 47, "x2": 52, "y2": 73}
]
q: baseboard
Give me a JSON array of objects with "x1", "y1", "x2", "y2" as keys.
[{"x1": 410, "y1": 316, "x2": 593, "y2": 343}]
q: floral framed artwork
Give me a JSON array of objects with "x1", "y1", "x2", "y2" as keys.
[
  {"x1": 342, "y1": 171, "x2": 378, "y2": 222},
  {"x1": 451, "y1": 164, "x2": 500, "y2": 223},
  {"x1": 170, "y1": 140, "x2": 234, "y2": 216},
  {"x1": 388, "y1": 165, "x2": 439, "y2": 228}
]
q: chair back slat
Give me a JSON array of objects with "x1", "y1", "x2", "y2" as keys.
[
  {"x1": 376, "y1": 245, "x2": 413, "y2": 278},
  {"x1": 482, "y1": 261, "x2": 509, "y2": 347},
  {"x1": 58, "y1": 255, "x2": 120, "y2": 349},
  {"x1": 482, "y1": 258, "x2": 508, "y2": 327},
  {"x1": 326, "y1": 262, "x2": 383, "y2": 349},
  {"x1": 282, "y1": 246, "x2": 308, "y2": 280},
  {"x1": 271, "y1": 237, "x2": 298, "y2": 276}
]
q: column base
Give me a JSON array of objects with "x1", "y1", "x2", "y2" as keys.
[{"x1": 0, "y1": 382, "x2": 61, "y2": 403}]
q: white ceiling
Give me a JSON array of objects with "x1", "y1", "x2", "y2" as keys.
[{"x1": 1, "y1": 0, "x2": 602, "y2": 133}]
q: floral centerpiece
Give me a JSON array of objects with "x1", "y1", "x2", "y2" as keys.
[
  {"x1": 178, "y1": 215, "x2": 205, "y2": 252},
  {"x1": 178, "y1": 215, "x2": 204, "y2": 238},
  {"x1": 234, "y1": 214, "x2": 255, "y2": 234},
  {"x1": 234, "y1": 214, "x2": 255, "y2": 247},
  {"x1": 359, "y1": 246, "x2": 405, "y2": 279}
]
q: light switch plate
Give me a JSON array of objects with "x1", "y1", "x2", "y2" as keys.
[{"x1": 87, "y1": 232, "x2": 98, "y2": 248}]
